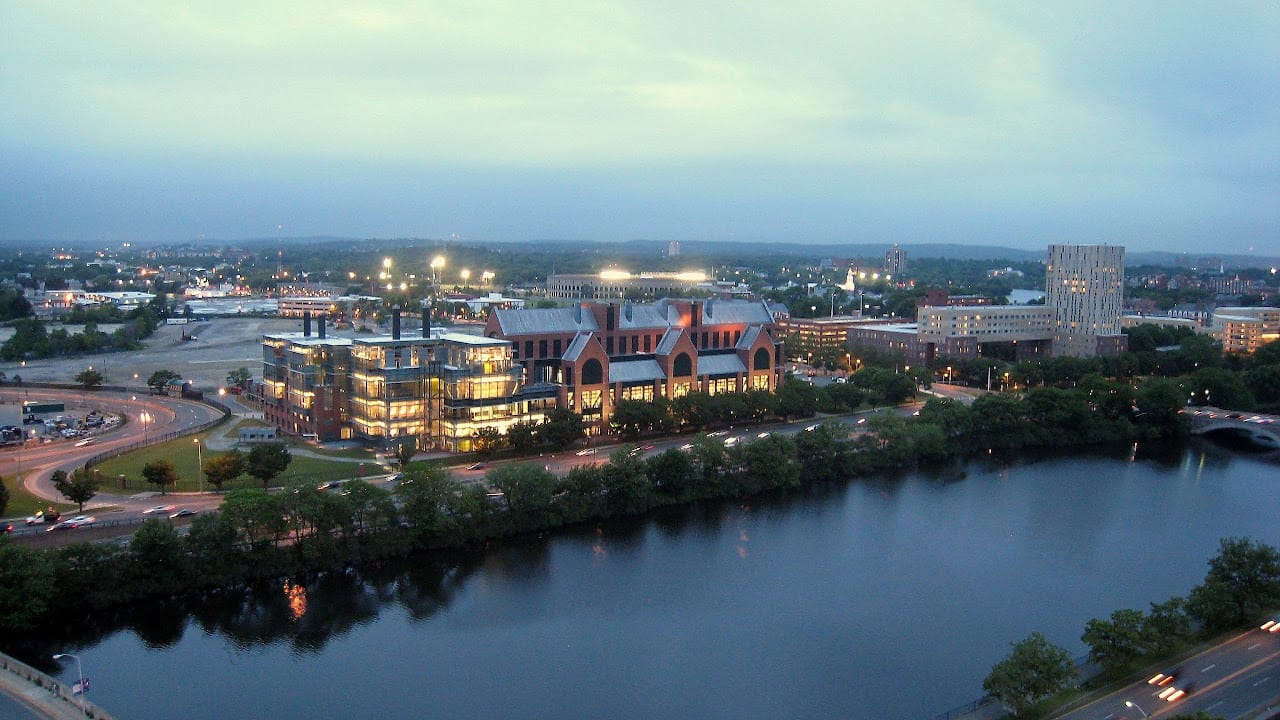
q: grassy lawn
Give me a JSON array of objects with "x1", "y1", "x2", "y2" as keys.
[
  {"x1": 3, "y1": 474, "x2": 74, "y2": 519},
  {"x1": 91, "y1": 435, "x2": 379, "y2": 494}
]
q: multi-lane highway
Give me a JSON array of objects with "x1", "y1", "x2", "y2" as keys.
[{"x1": 1055, "y1": 623, "x2": 1280, "y2": 719}]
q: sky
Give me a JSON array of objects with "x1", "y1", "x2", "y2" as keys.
[{"x1": 1, "y1": 1, "x2": 1277, "y2": 254}]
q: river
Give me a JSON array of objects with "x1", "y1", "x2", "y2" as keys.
[{"x1": 23, "y1": 443, "x2": 1280, "y2": 719}]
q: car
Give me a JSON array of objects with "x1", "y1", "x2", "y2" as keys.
[
  {"x1": 169, "y1": 509, "x2": 197, "y2": 519},
  {"x1": 757, "y1": 431, "x2": 771, "y2": 439},
  {"x1": 143, "y1": 505, "x2": 177, "y2": 515},
  {"x1": 804, "y1": 424, "x2": 819, "y2": 431},
  {"x1": 26, "y1": 510, "x2": 60, "y2": 525},
  {"x1": 48, "y1": 515, "x2": 95, "y2": 532},
  {"x1": 1260, "y1": 619, "x2": 1280, "y2": 633},
  {"x1": 316, "y1": 481, "x2": 343, "y2": 491},
  {"x1": 680, "y1": 443, "x2": 694, "y2": 451},
  {"x1": 575, "y1": 448, "x2": 598, "y2": 456},
  {"x1": 1148, "y1": 672, "x2": 1175, "y2": 687},
  {"x1": 1, "y1": 523, "x2": 13, "y2": 534},
  {"x1": 74, "y1": 437, "x2": 95, "y2": 447},
  {"x1": 464, "y1": 462, "x2": 487, "y2": 471}
]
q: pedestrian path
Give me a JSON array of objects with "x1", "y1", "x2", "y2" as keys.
[{"x1": 0, "y1": 652, "x2": 115, "y2": 720}]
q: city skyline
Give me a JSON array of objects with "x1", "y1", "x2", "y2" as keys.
[{"x1": 1, "y1": 2, "x2": 1276, "y2": 254}]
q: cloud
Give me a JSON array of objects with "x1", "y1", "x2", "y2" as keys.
[{"x1": 0, "y1": 1, "x2": 1275, "y2": 251}]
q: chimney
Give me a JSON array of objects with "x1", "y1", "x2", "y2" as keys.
[
  {"x1": 303, "y1": 311, "x2": 312, "y2": 337},
  {"x1": 392, "y1": 306, "x2": 402, "y2": 340},
  {"x1": 318, "y1": 315, "x2": 326, "y2": 339},
  {"x1": 422, "y1": 301, "x2": 432, "y2": 338}
]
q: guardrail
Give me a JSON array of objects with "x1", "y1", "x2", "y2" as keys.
[
  {"x1": 81, "y1": 394, "x2": 231, "y2": 470},
  {"x1": 0, "y1": 650, "x2": 117, "y2": 720}
]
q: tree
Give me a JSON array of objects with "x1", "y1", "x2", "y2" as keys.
[
  {"x1": 220, "y1": 488, "x2": 288, "y2": 549},
  {"x1": 51, "y1": 468, "x2": 101, "y2": 512},
  {"x1": 471, "y1": 427, "x2": 503, "y2": 457},
  {"x1": 394, "y1": 442, "x2": 415, "y2": 469},
  {"x1": 74, "y1": 367, "x2": 104, "y2": 390},
  {"x1": 147, "y1": 369, "x2": 180, "y2": 395},
  {"x1": 506, "y1": 420, "x2": 539, "y2": 453},
  {"x1": 1082, "y1": 608, "x2": 1148, "y2": 673},
  {"x1": 1188, "y1": 537, "x2": 1280, "y2": 631},
  {"x1": 202, "y1": 450, "x2": 245, "y2": 492},
  {"x1": 539, "y1": 408, "x2": 585, "y2": 451},
  {"x1": 141, "y1": 460, "x2": 179, "y2": 495},
  {"x1": 982, "y1": 632, "x2": 1077, "y2": 716},
  {"x1": 245, "y1": 442, "x2": 292, "y2": 489},
  {"x1": 226, "y1": 367, "x2": 252, "y2": 390}
]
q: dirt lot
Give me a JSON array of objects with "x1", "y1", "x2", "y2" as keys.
[{"x1": 10, "y1": 317, "x2": 300, "y2": 392}]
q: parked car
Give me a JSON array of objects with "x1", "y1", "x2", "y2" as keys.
[{"x1": 169, "y1": 509, "x2": 197, "y2": 519}]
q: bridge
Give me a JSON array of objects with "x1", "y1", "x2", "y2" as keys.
[{"x1": 1185, "y1": 407, "x2": 1280, "y2": 450}]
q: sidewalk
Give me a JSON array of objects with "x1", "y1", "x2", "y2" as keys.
[{"x1": 0, "y1": 652, "x2": 116, "y2": 720}]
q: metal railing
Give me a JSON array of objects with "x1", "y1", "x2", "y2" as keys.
[{"x1": 0, "y1": 650, "x2": 117, "y2": 720}]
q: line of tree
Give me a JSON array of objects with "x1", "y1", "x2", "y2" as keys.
[
  {"x1": 0, "y1": 303, "x2": 161, "y2": 361},
  {"x1": 0, "y1": 370, "x2": 1196, "y2": 638},
  {"x1": 983, "y1": 536, "x2": 1280, "y2": 717}
]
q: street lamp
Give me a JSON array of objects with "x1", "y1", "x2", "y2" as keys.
[
  {"x1": 430, "y1": 255, "x2": 446, "y2": 285},
  {"x1": 1124, "y1": 700, "x2": 1149, "y2": 719},
  {"x1": 139, "y1": 410, "x2": 151, "y2": 442},
  {"x1": 460, "y1": 268, "x2": 471, "y2": 287},
  {"x1": 52, "y1": 653, "x2": 87, "y2": 715},
  {"x1": 194, "y1": 438, "x2": 203, "y2": 493}
]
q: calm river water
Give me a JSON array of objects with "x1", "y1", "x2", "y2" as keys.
[{"x1": 35, "y1": 444, "x2": 1280, "y2": 719}]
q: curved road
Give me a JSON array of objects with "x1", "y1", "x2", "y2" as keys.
[{"x1": 1, "y1": 388, "x2": 224, "y2": 522}]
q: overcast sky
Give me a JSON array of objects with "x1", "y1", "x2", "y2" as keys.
[{"x1": 1, "y1": 2, "x2": 1276, "y2": 254}]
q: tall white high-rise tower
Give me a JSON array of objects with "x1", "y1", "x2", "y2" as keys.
[{"x1": 1045, "y1": 244, "x2": 1126, "y2": 357}]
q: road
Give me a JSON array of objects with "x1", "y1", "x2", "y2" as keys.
[
  {"x1": 1, "y1": 388, "x2": 225, "y2": 532},
  {"x1": 1054, "y1": 624, "x2": 1280, "y2": 719}
]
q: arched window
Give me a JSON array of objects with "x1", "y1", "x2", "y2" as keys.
[
  {"x1": 673, "y1": 353, "x2": 692, "y2": 377},
  {"x1": 753, "y1": 348, "x2": 771, "y2": 370},
  {"x1": 582, "y1": 358, "x2": 604, "y2": 385}
]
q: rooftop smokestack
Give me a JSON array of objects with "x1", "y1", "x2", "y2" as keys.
[
  {"x1": 392, "y1": 306, "x2": 402, "y2": 340},
  {"x1": 303, "y1": 311, "x2": 312, "y2": 337},
  {"x1": 318, "y1": 314, "x2": 326, "y2": 339}
]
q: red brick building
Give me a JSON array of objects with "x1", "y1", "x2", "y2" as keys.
[{"x1": 485, "y1": 298, "x2": 784, "y2": 434}]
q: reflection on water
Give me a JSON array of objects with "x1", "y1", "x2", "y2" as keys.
[{"x1": 16, "y1": 442, "x2": 1280, "y2": 720}]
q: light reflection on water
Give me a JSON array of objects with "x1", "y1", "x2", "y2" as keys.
[{"x1": 50, "y1": 445, "x2": 1280, "y2": 720}]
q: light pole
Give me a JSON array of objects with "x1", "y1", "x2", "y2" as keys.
[
  {"x1": 1124, "y1": 700, "x2": 1149, "y2": 719},
  {"x1": 194, "y1": 438, "x2": 203, "y2": 493},
  {"x1": 52, "y1": 653, "x2": 87, "y2": 715}
]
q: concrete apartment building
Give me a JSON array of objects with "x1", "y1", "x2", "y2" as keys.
[
  {"x1": 1211, "y1": 307, "x2": 1280, "y2": 354},
  {"x1": 848, "y1": 244, "x2": 1127, "y2": 364},
  {"x1": 1045, "y1": 244, "x2": 1127, "y2": 357}
]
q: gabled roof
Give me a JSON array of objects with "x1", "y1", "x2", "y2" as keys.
[
  {"x1": 493, "y1": 307, "x2": 599, "y2": 336},
  {"x1": 701, "y1": 299, "x2": 773, "y2": 326},
  {"x1": 736, "y1": 325, "x2": 764, "y2": 349},
  {"x1": 616, "y1": 303, "x2": 674, "y2": 329},
  {"x1": 562, "y1": 332, "x2": 595, "y2": 362},
  {"x1": 698, "y1": 353, "x2": 747, "y2": 376},
  {"x1": 655, "y1": 327, "x2": 684, "y2": 355},
  {"x1": 610, "y1": 359, "x2": 665, "y2": 383}
]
